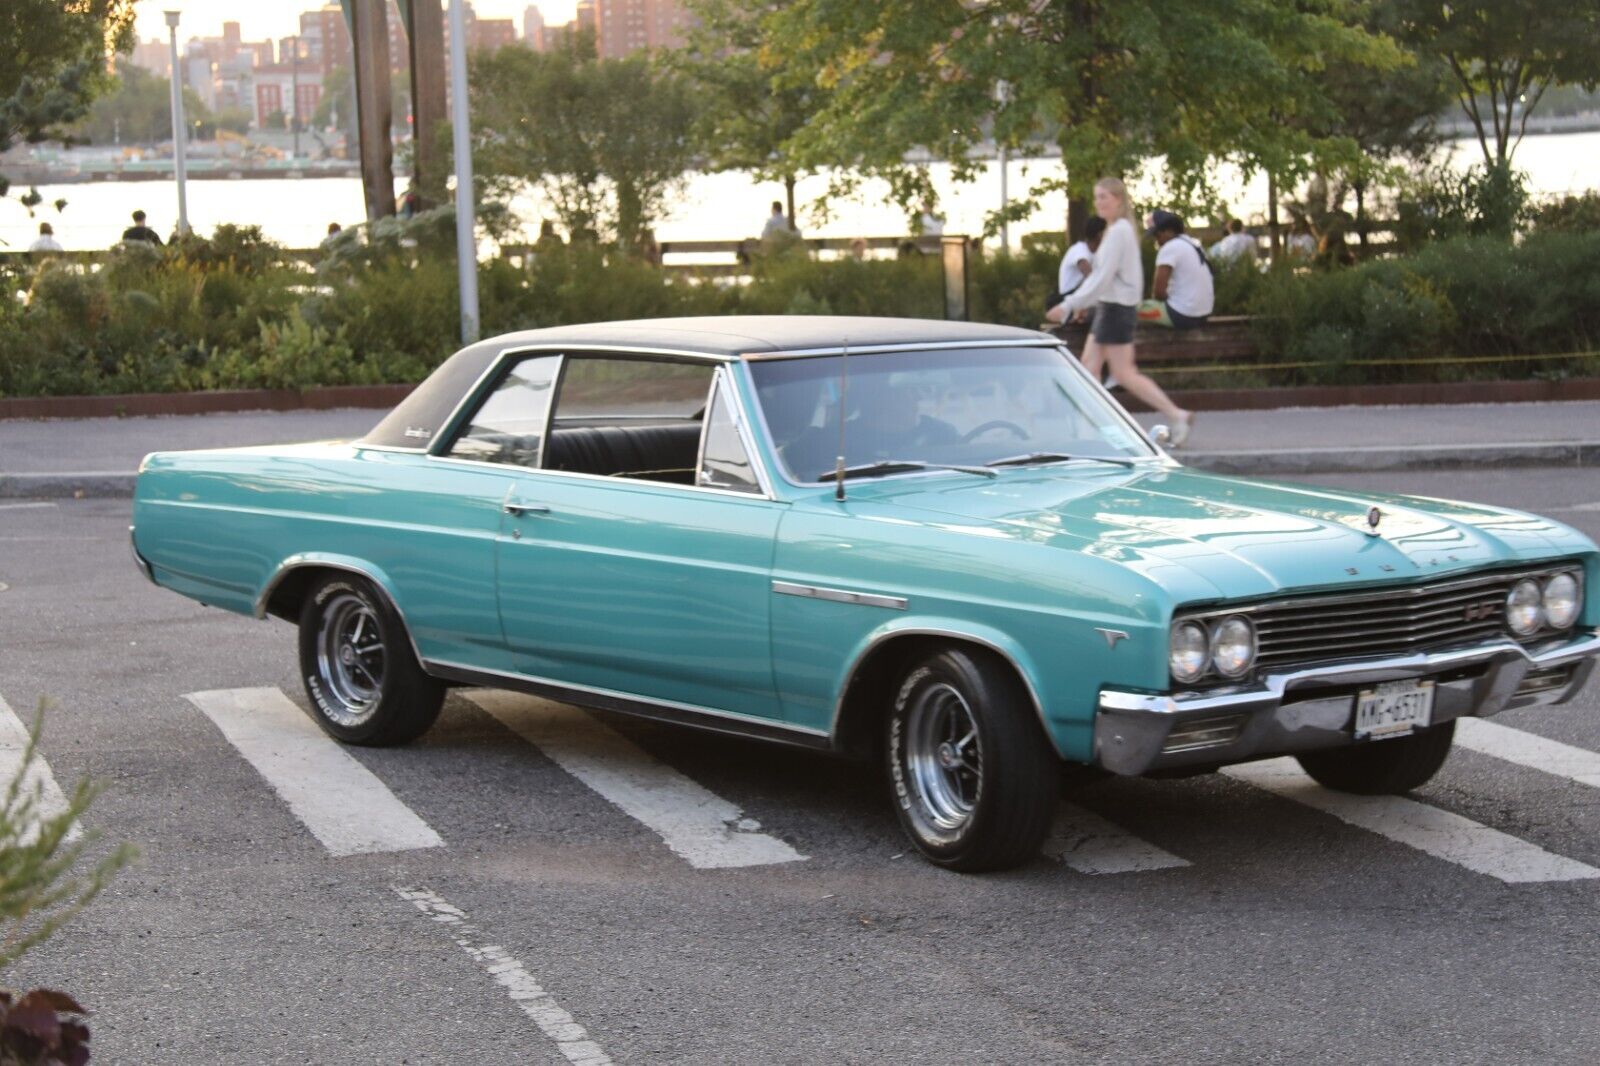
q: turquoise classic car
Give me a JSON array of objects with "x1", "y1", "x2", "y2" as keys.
[{"x1": 131, "y1": 316, "x2": 1600, "y2": 871}]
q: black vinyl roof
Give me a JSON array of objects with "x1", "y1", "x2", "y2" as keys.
[{"x1": 363, "y1": 315, "x2": 1055, "y2": 450}]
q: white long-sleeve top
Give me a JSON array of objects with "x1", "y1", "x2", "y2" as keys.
[{"x1": 1058, "y1": 217, "x2": 1142, "y2": 314}]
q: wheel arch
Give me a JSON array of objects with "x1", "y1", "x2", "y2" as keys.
[
  {"x1": 258, "y1": 554, "x2": 432, "y2": 674},
  {"x1": 829, "y1": 623, "x2": 1063, "y2": 761}
]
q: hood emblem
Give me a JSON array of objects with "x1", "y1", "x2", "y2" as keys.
[
  {"x1": 1096, "y1": 627, "x2": 1130, "y2": 649},
  {"x1": 1365, "y1": 506, "x2": 1384, "y2": 536}
]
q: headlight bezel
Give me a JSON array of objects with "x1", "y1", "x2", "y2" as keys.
[
  {"x1": 1168, "y1": 620, "x2": 1211, "y2": 685},
  {"x1": 1505, "y1": 577, "x2": 1545, "y2": 637},
  {"x1": 1168, "y1": 615, "x2": 1257, "y2": 685},
  {"x1": 1209, "y1": 615, "x2": 1257, "y2": 679}
]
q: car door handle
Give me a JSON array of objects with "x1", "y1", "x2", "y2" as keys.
[{"x1": 503, "y1": 502, "x2": 550, "y2": 516}]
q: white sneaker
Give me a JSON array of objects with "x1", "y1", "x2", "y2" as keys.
[{"x1": 1168, "y1": 412, "x2": 1194, "y2": 448}]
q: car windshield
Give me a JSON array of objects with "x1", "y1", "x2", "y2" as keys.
[{"x1": 748, "y1": 345, "x2": 1157, "y2": 484}]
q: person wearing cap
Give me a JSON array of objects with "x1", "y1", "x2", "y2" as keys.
[
  {"x1": 120, "y1": 210, "x2": 163, "y2": 246},
  {"x1": 29, "y1": 222, "x2": 63, "y2": 254},
  {"x1": 1138, "y1": 209, "x2": 1214, "y2": 330}
]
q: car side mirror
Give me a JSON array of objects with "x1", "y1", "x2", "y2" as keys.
[{"x1": 1150, "y1": 424, "x2": 1171, "y2": 446}]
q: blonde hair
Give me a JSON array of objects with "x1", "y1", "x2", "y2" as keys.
[{"x1": 1094, "y1": 177, "x2": 1136, "y2": 224}]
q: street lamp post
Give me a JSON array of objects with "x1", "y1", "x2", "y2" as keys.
[
  {"x1": 995, "y1": 80, "x2": 1010, "y2": 255},
  {"x1": 290, "y1": 35, "x2": 301, "y2": 160},
  {"x1": 165, "y1": 10, "x2": 190, "y2": 236},
  {"x1": 447, "y1": 0, "x2": 479, "y2": 344}
]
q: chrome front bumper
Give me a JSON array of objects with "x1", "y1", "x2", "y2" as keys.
[{"x1": 1094, "y1": 631, "x2": 1600, "y2": 776}]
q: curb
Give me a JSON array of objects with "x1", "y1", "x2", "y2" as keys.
[{"x1": 6, "y1": 441, "x2": 1598, "y2": 499}]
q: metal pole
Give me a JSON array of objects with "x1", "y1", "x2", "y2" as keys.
[
  {"x1": 447, "y1": 0, "x2": 479, "y2": 343},
  {"x1": 998, "y1": 145, "x2": 1009, "y2": 254},
  {"x1": 291, "y1": 36, "x2": 301, "y2": 160},
  {"x1": 165, "y1": 11, "x2": 189, "y2": 235}
]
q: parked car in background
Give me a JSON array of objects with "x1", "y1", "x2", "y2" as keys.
[{"x1": 132, "y1": 317, "x2": 1600, "y2": 871}]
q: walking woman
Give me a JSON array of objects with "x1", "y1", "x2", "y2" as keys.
[{"x1": 1045, "y1": 177, "x2": 1195, "y2": 446}]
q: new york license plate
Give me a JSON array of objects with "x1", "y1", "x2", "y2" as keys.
[{"x1": 1355, "y1": 679, "x2": 1435, "y2": 740}]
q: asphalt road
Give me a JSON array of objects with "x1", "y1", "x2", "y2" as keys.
[{"x1": 2, "y1": 465, "x2": 1599, "y2": 1064}]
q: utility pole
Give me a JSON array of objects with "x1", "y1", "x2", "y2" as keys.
[
  {"x1": 447, "y1": 0, "x2": 479, "y2": 342},
  {"x1": 164, "y1": 11, "x2": 190, "y2": 235}
]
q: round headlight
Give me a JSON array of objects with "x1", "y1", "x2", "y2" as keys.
[
  {"x1": 1543, "y1": 572, "x2": 1580, "y2": 630},
  {"x1": 1210, "y1": 616, "x2": 1257, "y2": 678},
  {"x1": 1505, "y1": 578, "x2": 1544, "y2": 636},
  {"x1": 1170, "y1": 621, "x2": 1210, "y2": 684}
]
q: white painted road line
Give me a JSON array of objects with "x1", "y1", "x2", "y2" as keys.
[
  {"x1": 185, "y1": 688, "x2": 443, "y2": 857},
  {"x1": 1044, "y1": 802, "x2": 1190, "y2": 875},
  {"x1": 1223, "y1": 757, "x2": 1600, "y2": 884},
  {"x1": 1455, "y1": 718, "x2": 1600, "y2": 789},
  {"x1": 0, "y1": 693, "x2": 81, "y2": 842},
  {"x1": 396, "y1": 887, "x2": 613, "y2": 1066},
  {"x1": 0, "y1": 502, "x2": 58, "y2": 511},
  {"x1": 465, "y1": 690, "x2": 806, "y2": 870}
]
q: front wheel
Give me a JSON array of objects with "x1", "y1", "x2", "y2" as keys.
[
  {"x1": 298, "y1": 573, "x2": 444, "y2": 746},
  {"x1": 1295, "y1": 720, "x2": 1456, "y2": 794},
  {"x1": 886, "y1": 648, "x2": 1058, "y2": 872}
]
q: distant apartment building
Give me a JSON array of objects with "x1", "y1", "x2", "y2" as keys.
[
  {"x1": 523, "y1": 5, "x2": 546, "y2": 51},
  {"x1": 595, "y1": 0, "x2": 693, "y2": 59},
  {"x1": 129, "y1": 38, "x2": 171, "y2": 79},
  {"x1": 471, "y1": 18, "x2": 518, "y2": 53}
]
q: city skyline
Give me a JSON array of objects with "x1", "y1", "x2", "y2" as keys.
[{"x1": 132, "y1": 0, "x2": 579, "y2": 46}]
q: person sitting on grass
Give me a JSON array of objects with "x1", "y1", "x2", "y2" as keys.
[{"x1": 1137, "y1": 209, "x2": 1214, "y2": 331}]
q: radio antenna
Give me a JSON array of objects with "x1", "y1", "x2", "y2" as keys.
[{"x1": 834, "y1": 338, "x2": 849, "y2": 501}]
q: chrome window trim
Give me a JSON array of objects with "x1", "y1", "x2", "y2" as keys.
[
  {"x1": 253, "y1": 556, "x2": 429, "y2": 667},
  {"x1": 772, "y1": 581, "x2": 907, "y2": 611},
  {"x1": 695, "y1": 366, "x2": 772, "y2": 497},
  {"x1": 424, "y1": 657, "x2": 830, "y2": 739},
  {"x1": 827, "y1": 627, "x2": 1061, "y2": 758},
  {"x1": 428, "y1": 342, "x2": 733, "y2": 459},
  {"x1": 743, "y1": 337, "x2": 1059, "y2": 360},
  {"x1": 425, "y1": 453, "x2": 779, "y2": 502},
  {"x1": 355, "y1": 442, "x2": 429, "y2": 455}
]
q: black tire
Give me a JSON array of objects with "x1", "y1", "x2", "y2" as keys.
[
  {"x1": 886, "y1": 648, "x2": 1059, "y2": 872},
  {"x1": 1295, "y1": 720, "x2": 1456, "y2": 795},
  {"x1": 297, "y1": 573, "x2": 444, "y2": 746}
]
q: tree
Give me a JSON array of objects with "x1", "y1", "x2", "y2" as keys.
[
  {"x1": 72, "y1": 64, "x2": 217, "y2": 146},
  {"x1": 470, "y1": 33, "x2": 697, "y2": 249},
  {"x1": 0, "y1": 0, "x2": 136, "y2": 191},
  {"x1": 675, "y1": 0, "x2": 825, "y2": 227},
  {"x1": 755, "y1": 0, "x2": 1402, "y2": 240},
  {"x1": 1397, "y1": 0, "x2": 1600, "y2": 168}
]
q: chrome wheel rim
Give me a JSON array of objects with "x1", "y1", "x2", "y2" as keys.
[
  {"x1": 315, "y1": 593, "x2": 385, "y2": 727},
  {"x1": 905, "y1": 682, "x2": 982, "y2": 833}
]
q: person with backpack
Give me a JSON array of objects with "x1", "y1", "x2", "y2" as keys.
[{"x1": 1138, "y1": 209, "x2": 1213, "y2": 329}]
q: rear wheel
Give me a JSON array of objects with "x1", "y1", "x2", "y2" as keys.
[
  {"x1": 1295, "y1": 720, "x2": 1456, "y2": 795},
  {"x1": 298, "y1": 573, "x2": 444, "y2": 746},
  {"x1": 886, "y1": 648, "x2": 1058, "y2": 872}
]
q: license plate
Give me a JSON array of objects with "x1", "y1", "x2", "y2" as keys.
[{"x1": 1355, "y1": 679, "x2": 1435, "y2": 740}]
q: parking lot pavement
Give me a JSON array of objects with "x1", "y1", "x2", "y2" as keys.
[{"x1": 2, "y1": 466, "x2": 1599, "y2": 1061}]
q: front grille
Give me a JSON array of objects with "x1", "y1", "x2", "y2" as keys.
[{"x1": 1185, "y1": 567, "x2": 1575, "y2": 676}]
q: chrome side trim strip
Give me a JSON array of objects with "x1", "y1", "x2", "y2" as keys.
[
  {"x1": 771, "y1": 580, "x2": 908, "y2": 611},
  {"x1": 425, "y1": 454, "x2": 781, "y2": 502},
  {"x1": 423, "y1": 657, "x2": 832, "y2": 749}
]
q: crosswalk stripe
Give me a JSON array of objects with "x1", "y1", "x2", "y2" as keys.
[
  {"x1": 1222, "y1": 757, "x2": 1600, "y2": 884},
  {"x1": 0, "y1": 692, "x2": 81, "y2": 843},
  {"x1": 464, "y1": 690, "x2": 806, "y2": 870},
  {"x1": 1043, "y1": 802, "x2": 1190, "y2": 874},
  {"x1": 1454, "y1": 718, "x2": 1600, "y2": 789},
  {"x1": 185, "y1": 688, "x2": 443, "y2": 857}
]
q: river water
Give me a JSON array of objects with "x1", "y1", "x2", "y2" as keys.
[{"x1": 4, "y1": 132, "x2": 1595, "y2": 254}]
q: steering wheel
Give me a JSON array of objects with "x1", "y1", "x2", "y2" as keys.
[{"x1": 960, "y1": 419, "x2": 1029, "y2": 444}]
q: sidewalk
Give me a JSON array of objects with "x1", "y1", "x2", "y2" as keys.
[{"x1": 2, "y1": 401, "x2": 1598, "y2": 498}]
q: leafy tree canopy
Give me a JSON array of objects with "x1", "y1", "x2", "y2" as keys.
[
  {"x1": 755, "y1": 0, "x2": 1405, "y2": 232},
  {"x1": 470, "y1": 32, "x2": 696, "y2": 249},
  {"x1": 1396, "y1": 0, "x2": 1600, "y2": 167},
  {"x1": 0, "y1": 0, "x2": 136, "y2": 178}
]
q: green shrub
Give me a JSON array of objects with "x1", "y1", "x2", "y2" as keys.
[{"x1": 1532, "y1": 192, "x2": 1600, "y2": 235}]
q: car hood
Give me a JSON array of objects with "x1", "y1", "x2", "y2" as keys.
[{"x1": 845, "y1": 464, "x2": 1592, "y2": 603}]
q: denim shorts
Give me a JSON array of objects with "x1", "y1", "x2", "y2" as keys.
[{"x1": 1091, "y1": 302, "x2": 1137, "y2": 345}]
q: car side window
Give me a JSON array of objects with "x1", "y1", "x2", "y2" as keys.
[
  {"x1": 444, "y1": 354, "x2": 561, "y2": 467},
  {"x1": 698, "y1": 374, "x2": 761, "y2": 494},
  {"x1": 542, "y1": 355, "x2": 714, "y2": 485}
]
